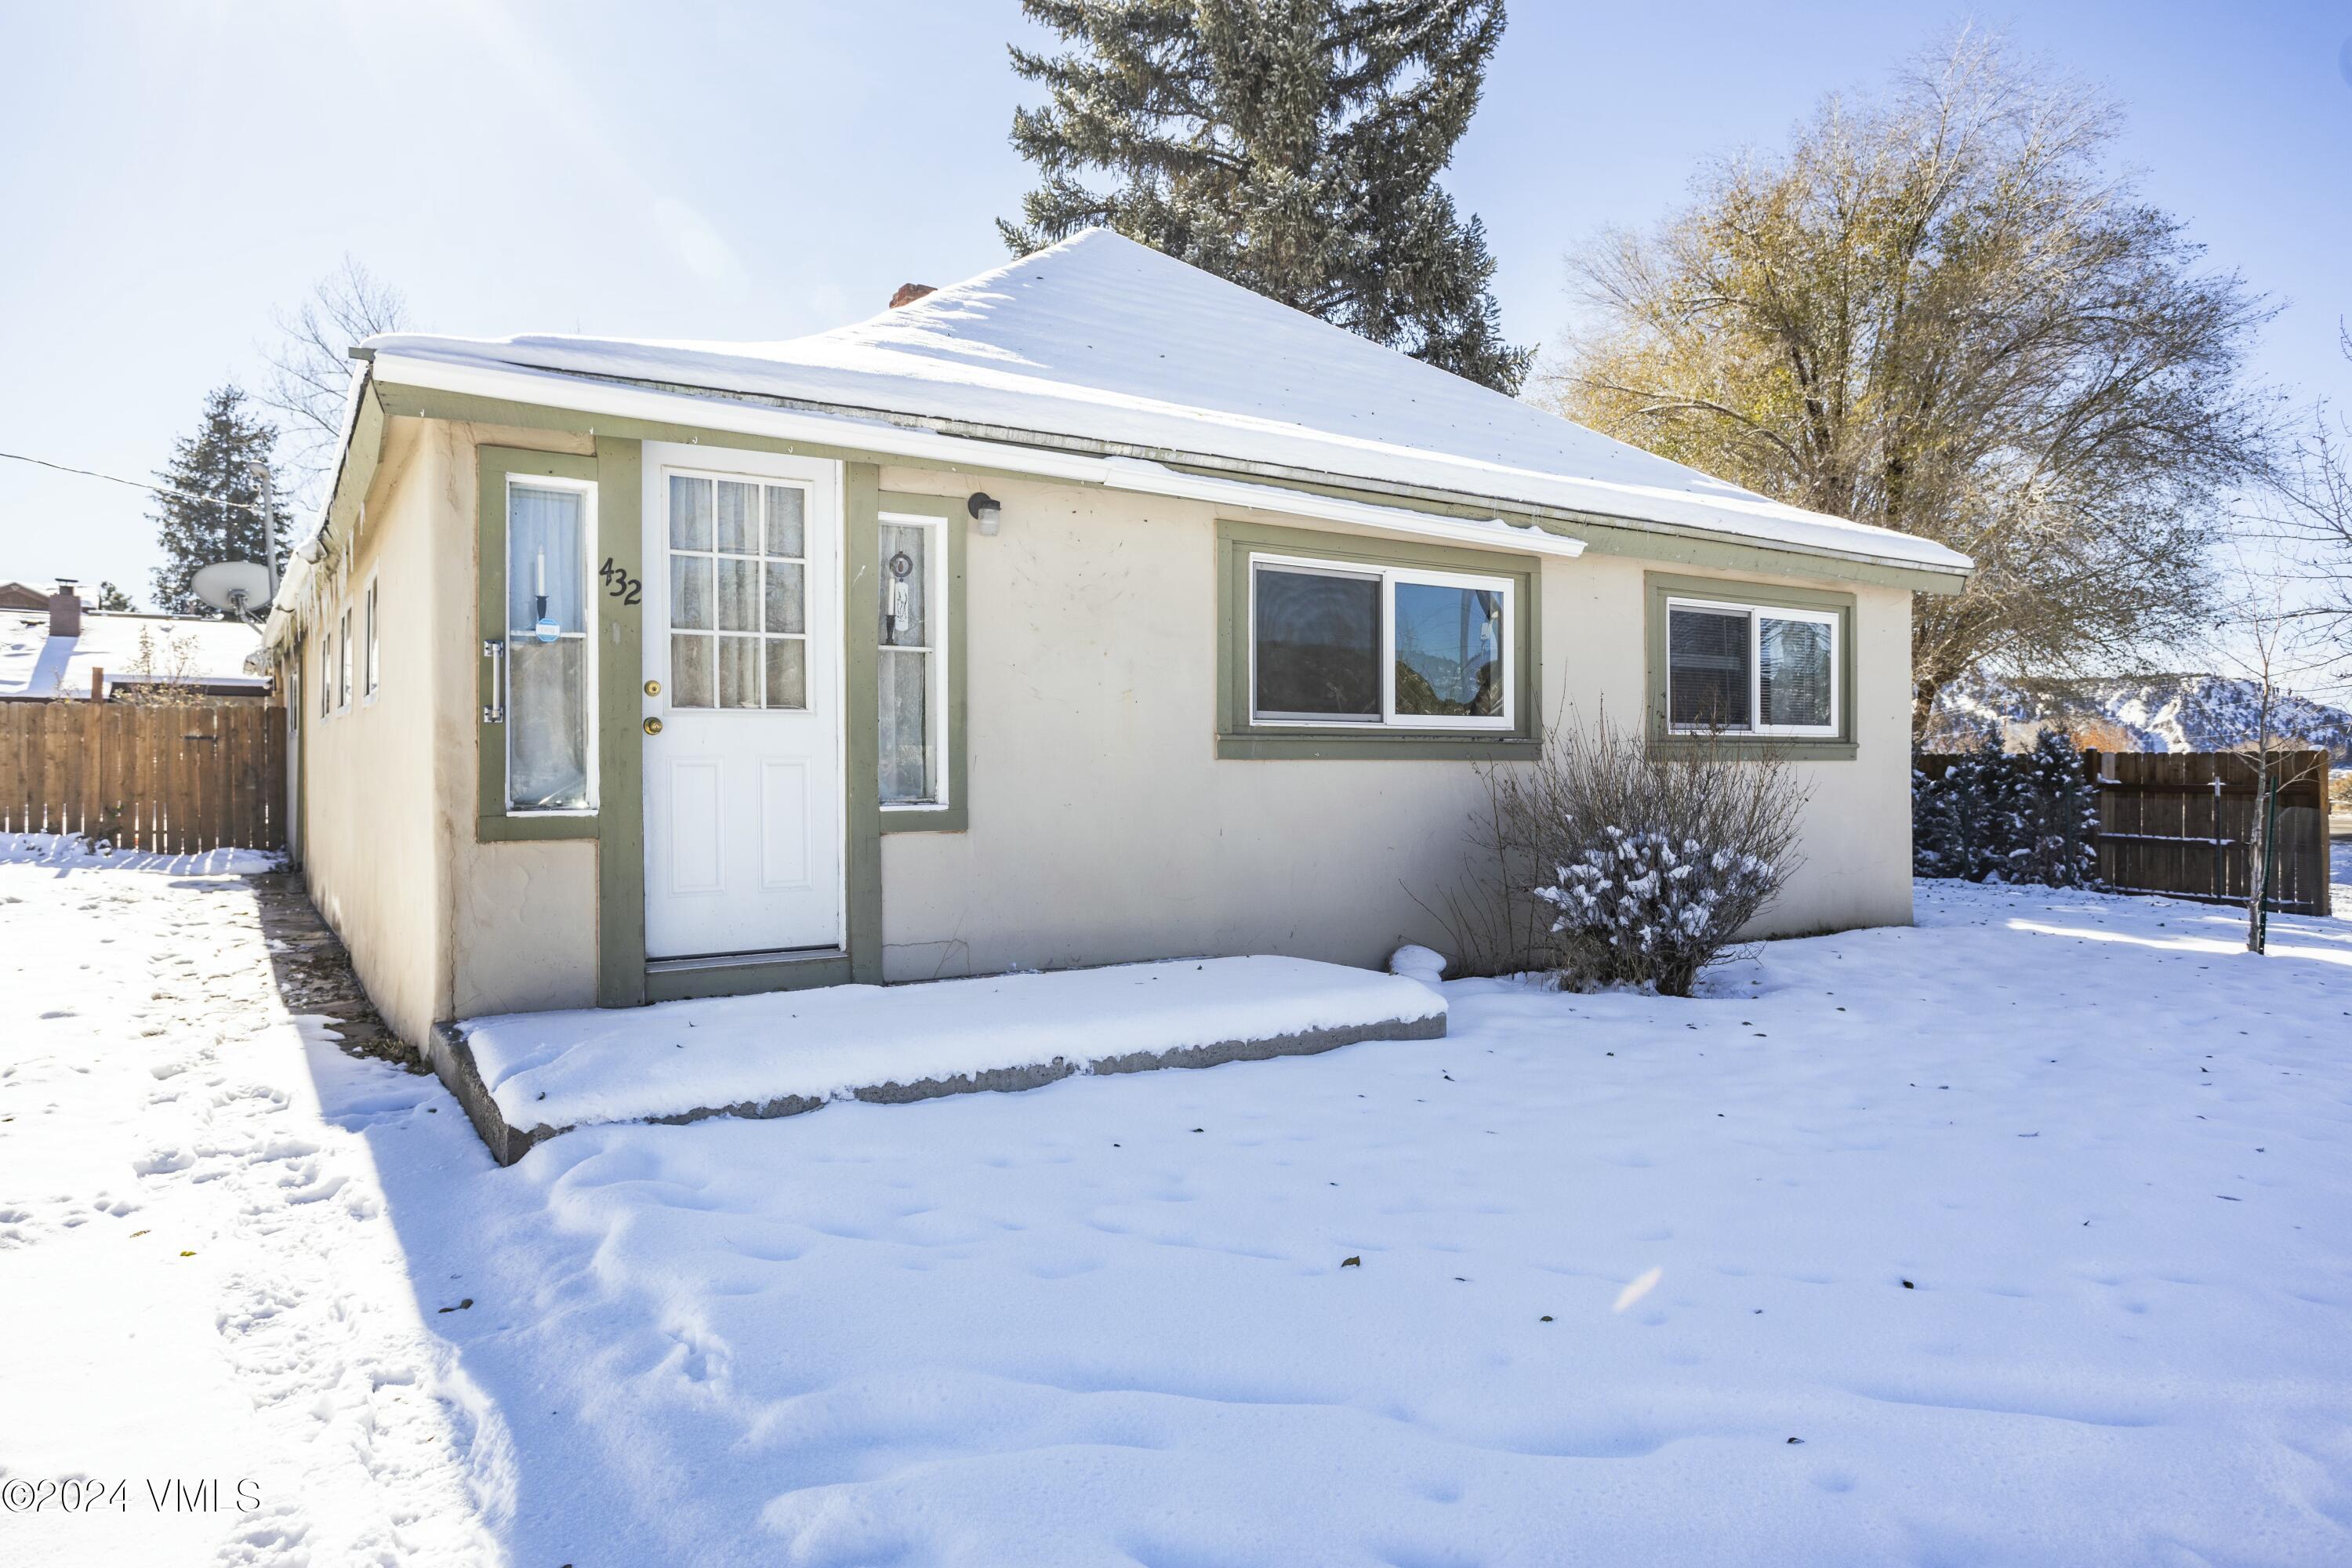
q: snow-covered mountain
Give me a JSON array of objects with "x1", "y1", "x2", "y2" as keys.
[{"x1": 1931, "y1": 673, "x2": 2352, "y2": 764}]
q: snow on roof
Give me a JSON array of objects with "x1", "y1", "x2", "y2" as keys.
[
  {"x1": 0, "y1": 610, "x2": 265, "y2": 699},
  {"x1": 364, "y1": 230, "x2": 1969, "y2": 577}
]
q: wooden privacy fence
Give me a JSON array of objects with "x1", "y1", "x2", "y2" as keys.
[
  {"x1": 2085, "y1": 750, "x2": 2332, "y2": 916},
  {"x1": 0, "y1": 700, "x2": 285, "y2": 854},
  {"x1": 1918, "y1": 746, "x2": 2333, "y2": 915}
]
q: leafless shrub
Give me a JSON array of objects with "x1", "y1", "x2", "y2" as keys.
[
  {"x1": 111, "y1": 626, "x2": 207, "y2": 707},
  {"x1": 1420, "y1": 708, "x2": 1809, "y2": 995}
]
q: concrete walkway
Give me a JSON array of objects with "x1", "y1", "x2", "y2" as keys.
[{"x1": 435, "y1": 956, "x2": 1449, "y2": 1164}]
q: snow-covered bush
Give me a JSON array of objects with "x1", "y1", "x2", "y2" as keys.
[
  {"x1": 1423, "y1": 708, "x2": 1806, "y2": 994},
  {"x1": 1912, "y1": 729, "x2": 2099, "y2": 886},
  {"x1": 1534, "y1": 827, "x2": 1786, "y2": 996}
]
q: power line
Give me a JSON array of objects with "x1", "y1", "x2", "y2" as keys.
[{"x1": 0, "y1": 448, "x2": 278, "y2": 517}]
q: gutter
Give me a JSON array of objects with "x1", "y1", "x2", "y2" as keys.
[
  {"x1": 1094, "y1": 458, "x2": 1583, "y2": 558},
  {"x1": 262, "y1": 359, "x2": 373, "y2": 649},
  {"x1": 367, "y1": 351, "x2": 1970, "y2": 583}
]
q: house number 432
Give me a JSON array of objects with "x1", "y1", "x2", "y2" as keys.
[{"x1": 598, "y1": 557, "x2": 643, "y2": 606}]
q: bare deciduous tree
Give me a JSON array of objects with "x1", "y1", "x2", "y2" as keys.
[
  {"x1": 2209, "y1": 542, "x2": 2333, "y2": 953},
  {"x1": 257, "y1": 256, "x2": 408, "y2": 505},
  {"x1": 1542, "y1": 30, "x2": 2277, "y2": 737},
  {"x1": 2270, "y1": 325, "x2": 2352, "y2": 683}
]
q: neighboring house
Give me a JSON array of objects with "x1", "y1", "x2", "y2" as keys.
[
  {"x1": 0, "y1": 580, "x2": 267, "y2": 701},
  {"x1": 263, "y1": 230, "x2": 1971, "y2": 1047},
  {"x1": 0, "y1": 581, "x2": 53, "y2": 612}
]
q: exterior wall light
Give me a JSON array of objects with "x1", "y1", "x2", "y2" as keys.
[{"x1": 967, "y1": 492, "x2": 1001, "y2": 536}]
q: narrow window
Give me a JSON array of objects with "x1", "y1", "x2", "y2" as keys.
[
  {"x1": 319, "y1": 627, "x2": 332, "y2": 717},
  {"x1": 1758, "y1": 615, "x2": 1832, "y2": 728},
  {"x1": 666, "y1": 476, "x2": 805, "y2": 712},
  {"x1": 1667, "y1": 605, "x2": 1750, "y2": 729},
  {"x1": 1252, "y1": 563, "x2": 1381, "y2": 722},
  {"x1": 363, "y1": 580, "x2": 379, "y2": 697},
  {"x1": 337, "y1": 608, "x2": 352, "y2": 710},
  {"x1": 1394, "y1": 581, "x2": 1504, "y2": 719},
  {"x1": 878, "y1": 515, "x2": 942, "y2": 804},
  {"x1": 1666, "y1": 597, "x2": 1840, "y2": 737},
  {"x1": 506, "y1": 481, "x2": 592, "y2": 811}
]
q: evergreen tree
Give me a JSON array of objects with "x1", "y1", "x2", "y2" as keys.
[
  {"x1": 94, "y1": 582, "x2": 136, "y2": 612},
  {"x1": 148, "y1": 385, "x2": 291, "y2": 618},
  {"x1": 1002, "y1": 0, "x2": 1530, "y2": 393},
  {"x1": 1913, "y1": 728, "x2": 2102, "y2": 887}
]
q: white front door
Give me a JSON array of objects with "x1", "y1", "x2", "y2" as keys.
[{"x1": 641, "y1": 445, "x2": 844, "y2": 960}]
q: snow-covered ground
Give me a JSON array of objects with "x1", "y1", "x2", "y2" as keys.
[
  {"x1": 7, "y1": 848, "x2": 2352, "y2": 1566},
  {"x1": 0, "y1": 837, "x2": 502, "y2": 1565}
]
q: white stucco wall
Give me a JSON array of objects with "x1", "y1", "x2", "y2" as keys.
[
  {"x1": 292, "y1": 417, "x2": 601, "y2": 1044},
  {"x1": 874, "y1": 469, "x2": 1914, "y2": 982},
  {"x1": 292, "y1": 418, "x2": 452, "y2": 1045},
  {"x1": 296, "y1": 419, "x2": 1920, "y2": 1041}
]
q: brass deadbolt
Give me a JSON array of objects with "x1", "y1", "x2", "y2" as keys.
[
  {"x1": 644, "y1": 678, "x2": 661, "y2": 696},
  {"x1": 643, "y1": 717, "x2": 663, "y2": 736}
]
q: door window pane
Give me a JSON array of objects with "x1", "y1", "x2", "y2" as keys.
[
  {"x1": 716, "y1": 557, "x2": 759, "y2": 632},
  {"x1": 1668, "y1": 607, "x2": 1752, "y2": 729},
  {"x1": 1760, "y1": 615, "x2": 1833, "y2": 728},
  {"x1": 508, "y1": 640, "x2": 589, "y2": 808},
  {"x1": 880, "y1": 523, "x2": 927, "y2": 647},
  {"x1": 670, "y1": 555, "x2": 712, "y2": 630},
  {"x1": 1394, "y1": 582, "x2": 1501, "y2": 717},
  {"x1": 716, "y1": 481, "x2": 756, "y2": 553},
  {"x1": 508, "y1": 485, "x2": 586, "y2": 633},
  {"x1": 506, "y1": 481, "x2": 590, "y2": 811},
  {"x1": 765, "y1": 486, "x2": 805, "y2": 558},
  {"x1": 668, "y1": 476, "x2": 712, "y2": 550},
  {"x1": 671, "y1": 633, "x2": 714, "y2": 709},
  {"x1": 880, "y1": 648, "x2": 929, "y2": 801},
  {"x1": 765, "y1": 637, "x2": 807, "y2": 710},
  {"x1": 1253, "y1": 565, "x2": 1379, "y2": 720},
  {"x1": 764, "y1": 561, "x2": 806, "y2": 636},
  {"x1": 717, "y1": 635, "x2": 760, "y2": 709}
]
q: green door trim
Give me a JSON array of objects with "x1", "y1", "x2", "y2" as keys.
[{"x1": 472, "y1": 445, "x2": 648, "y2": 1008}]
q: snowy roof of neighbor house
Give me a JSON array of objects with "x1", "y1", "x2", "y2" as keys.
[
  {"x1": 356, "y1": 228, "x2": 1969, "y2": 579},
  {"x1": 0, "y1": 608, "x2": 266, "y2": 699}
]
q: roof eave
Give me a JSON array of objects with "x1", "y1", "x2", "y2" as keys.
[{"x1": 365, "y1": 350, "x2": 1974, "y2": 588}]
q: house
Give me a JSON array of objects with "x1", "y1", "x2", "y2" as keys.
[
  {"x1": 0, "y1": 580, "x2": 267, "y2": 701},
  {"x1": 261, "y1": 229, "x2": 1970, "y2": 1050}
]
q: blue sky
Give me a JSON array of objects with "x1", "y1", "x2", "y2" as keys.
[{"x1": 2, "y1": 0, "x2": 2348, "y2": 637}]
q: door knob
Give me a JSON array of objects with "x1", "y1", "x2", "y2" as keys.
[{"x1": 644, "y1": 717, "x2": 663, "y2": 735}]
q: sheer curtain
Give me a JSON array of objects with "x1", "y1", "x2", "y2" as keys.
[{"x1": 506, "y1": 484, "x2": 590, "y2": 810}]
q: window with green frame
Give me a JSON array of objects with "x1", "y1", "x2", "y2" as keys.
[
  {"x1": 1643, "y1": 572, "x2": 1857, "y2": 757},
  {"x1": 1215, "y1": 518, "x2": 1541, "y2": 760}
]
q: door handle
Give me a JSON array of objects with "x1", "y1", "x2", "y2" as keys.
[
  {"x1": 481, "y1": 639, "x2": 506, "y2": 724},
  {"x1": 644, "y1": 717, "x2": 663, "y2": 736}
]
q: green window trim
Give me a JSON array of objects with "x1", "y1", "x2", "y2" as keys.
[
  {"x1": 476, "y1": 446, "x2": 605, "y2": 841},
  {"x1": 1215, "y1": 517, "x2": 1542, "y2": 761},
  {"x1": 1643, "y1": 571, "x2": 1859, "y2": 760},
  {"x1": 874, "y1": 492, "x2": 968, "y2": 833}
]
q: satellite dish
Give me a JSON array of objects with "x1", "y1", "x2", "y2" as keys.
[{"x1": 192, "y1": 561, "x2": 272, "y2": 622}]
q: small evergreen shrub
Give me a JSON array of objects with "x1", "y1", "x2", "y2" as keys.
[{"x1": 1913, "y1": 729, "x2": 2099, "y2": 886}]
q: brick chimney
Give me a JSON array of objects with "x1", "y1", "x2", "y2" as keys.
[
  {"x1": 48, "y1": 579, "x2": 81, "y2": 640},
  {"x1": 889, "y1": 283, "x2": 937, "y2": 308}
]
